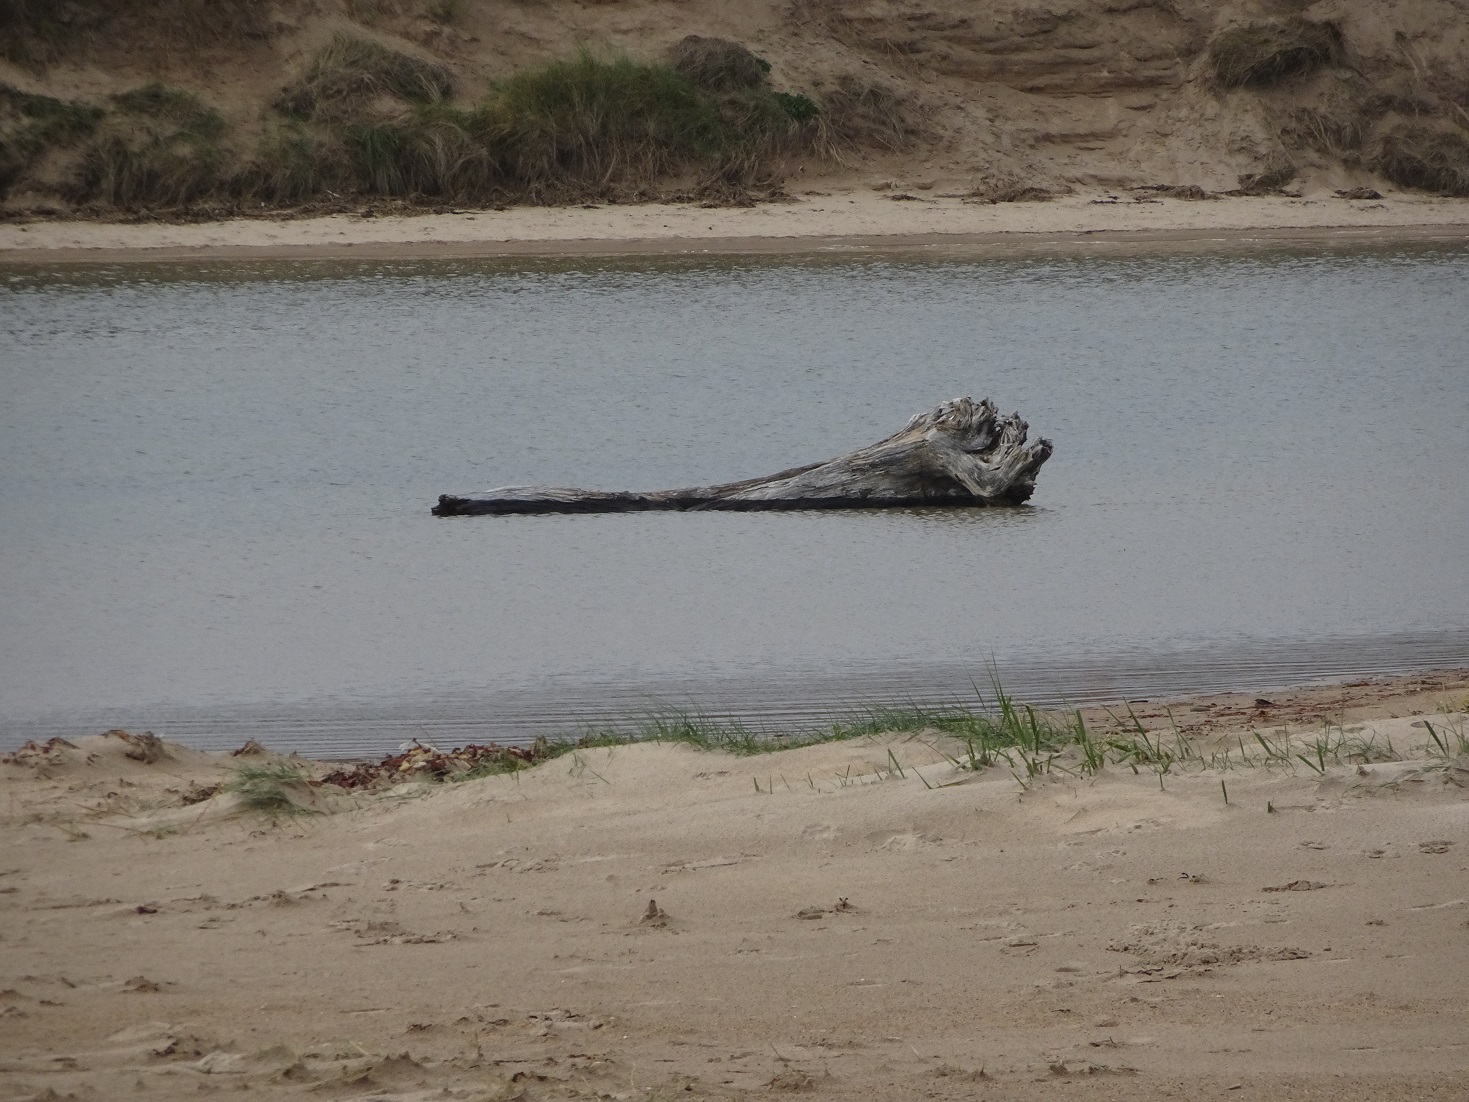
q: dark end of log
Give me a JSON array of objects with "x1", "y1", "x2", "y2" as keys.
[{"x1": 432, "y1": 397, "x2": 1052, "y2": 517}]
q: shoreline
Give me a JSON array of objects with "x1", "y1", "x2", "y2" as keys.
[
  {"x1": 3, "y1": 190, "x2": 1469, "y2": 264},
  {"x1": 4, "y1": 665, "x2": 1467, "y2": 1101},
  {"x1": 5, "y1": 666, "x2": 1466, "y2": 763}
]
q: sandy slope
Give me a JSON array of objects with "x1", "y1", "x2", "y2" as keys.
[
  {"x1": 2, "y1": 190, "x2": 1468, "y2": 262},
  {"x1": 4, "y1": 1, "x2": 1468, "y2": 220},
  {"x1": 3, "y1": 672, "x2": 1468, "y2": 1101}
]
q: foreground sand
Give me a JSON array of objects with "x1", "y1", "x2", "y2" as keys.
[
  {"x1": 3, "y1": 671, "x2": 1468, "y2": 1101},
  {"x1": 2, "y1": 190, "x2": 1468, "y2": 263}
]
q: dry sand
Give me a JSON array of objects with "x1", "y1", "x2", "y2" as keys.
[
  {"x1": 2, "y1": 190, "x2": 1468, "y2": 264},
  {"x1": 3, "y1": 671, "x2": 1468, "y2": 1101}
]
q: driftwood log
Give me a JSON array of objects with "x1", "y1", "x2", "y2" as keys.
[{"x1": 432, "y1": 397, "x2": 1052, "y2": 516}]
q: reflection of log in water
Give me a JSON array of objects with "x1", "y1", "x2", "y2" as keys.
[{"x1": 432, "y1": 397, "x2": 1053, "y2": 516}]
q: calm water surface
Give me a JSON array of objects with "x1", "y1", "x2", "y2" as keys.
[{"x1": 3, "y1": 244, "x2": 1467, "y2": 755}]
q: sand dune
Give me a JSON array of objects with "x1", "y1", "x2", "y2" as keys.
[
  {"x1": 3, "y1": 672, "x2": 1467, "y2": 1100},
  {"x1": 3, "y1": 0, "x2": 1468, "y2": 220}
]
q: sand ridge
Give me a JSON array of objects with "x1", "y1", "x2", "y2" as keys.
[{"x1": 3, "y1": 671, "x2": 1468, "y2": 1100}]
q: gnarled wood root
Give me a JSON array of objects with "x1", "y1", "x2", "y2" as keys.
[{"x1": 432, "y1": 397, "x2": 1052, "y2": 516}]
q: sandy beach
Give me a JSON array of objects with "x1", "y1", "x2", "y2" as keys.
[
  {"x1": 6, "y1": 3, "x2": 1468, "y2": 1097},
  {"x1": 3, "y1": 671, "x2": 1467, "y2": 1101},
  {"x1": 3, "y1": 191, "x2": 1469, "y2": 264}
]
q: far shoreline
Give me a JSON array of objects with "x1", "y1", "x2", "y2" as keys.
[
  {"x1": 3, "y1": 223, "x2": 1469, "y2": 266},
  {"x1": 3, "y1": 190, "x2": 1468, "y2": 265}
]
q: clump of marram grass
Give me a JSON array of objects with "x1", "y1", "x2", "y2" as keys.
[
  {"x1": 341, "y1": 103, "x2": 497, "y2": 199},
  {"x1": 275, "y1": 33, "x2": 454, "y2": 121},
  {"x1": 472, "y1": 50, "x2": 825, "y2": 202},
  {"x1": 2, "y1": 40, "x2": 866, "y2": 211},
  {"x1": 567, "y1": 681, "x2": 1087, "y2": 766},
  {"x1": 0, "y1": 84, "x2": 104, "y2": 139},
  {"x1": 817, "y1": 74, "x2": 924, "y2": 153},
  {"x1": 231, "y1": 122, "x2": 344, "y2": 203},
  {"x1": 1282, "y1": 103, "x2": 1367, "y2": 158},
  {"x1": 264, "y1": 41, "x2": 834, "y2": 204},
  {"x1": 480, "y1": 51, "x2": 726, "y2": 200},
  {"x1": 1208, "y1": 19, "x2": 1343, "y2": 89},
  {"x1": 75, "y1": 84, "x2": 227, "y2": 207},
  {"x1": 0, "y1": 84, "x2": 104, "y2": 197},
  {"x1": 225, "y1": 762, "x2": 319, "y2": 817},
  {"x1": 111, "y1": 82, "x2": 226, "y2": 132},
  {"x1": 1370, "y1": 123, "x2": 1469, "y2": 195},
  {"x1": 667, "y1": 35, "x2": 770, "y2": 93},
  {"x1": 296, "y1": 680, "x2": 1467, "y2": 800}
]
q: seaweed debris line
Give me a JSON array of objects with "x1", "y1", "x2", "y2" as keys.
[{"x1": 432, "y1": 397, "x2": 1052, "y2": 516}]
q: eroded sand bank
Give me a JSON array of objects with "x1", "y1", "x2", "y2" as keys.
[{"x1": 3, "y1": 671, "x2": 1468, "y2": 1101}]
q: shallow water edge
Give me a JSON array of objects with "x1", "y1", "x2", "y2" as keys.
[{"x1": 5, "y1": 630, "x2": 1466, "y2": 760}]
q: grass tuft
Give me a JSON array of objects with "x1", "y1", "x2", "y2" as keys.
[
  {"x1": 1207, "y1": 19, "x2": 1343, "y2": 89},
  {"x1": 226, "y1": 762, "x2": 318, "y2": 816},
  {"x1": 276, "y1": 33, "x2": 454, "y2": 121},
  {"x1": 342, "y1": 104, "x2": 497, "y2": 198},
  {"x1": 2, "y1": 41, "x2": 866, "y2": 211},
  {"x1": 817, "y1": 75, "x2": 923, "y2": 153},
  {"x1": 1370, "y1": 123, "x2": 1469, "y2": 196},
  {"x1": 232, "y1": 123, "x2": 342, "y2": 203},
  {"x1": 76, "y1": 132, "x2": 223, "y2": 208},
  {"x1": 668, "y1": 35, "x2": 770, "y2": 93},
  {"x1": 77, "y1": 85, "x2": 227, "y2": 207},
  {"x1": 1282, "y1": 104, "x2": 1366, "y2": 158},
  {"x1": 0, "y1": 84, "x2": 104, "y2": 197},
  {"x1": 112, "y1": 82, "x2": 225, "y2": 136},
  {"x1": 482, "y1": 50, "x2": 727, "y2": 200}
]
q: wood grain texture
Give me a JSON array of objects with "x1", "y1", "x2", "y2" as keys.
[{"x1": 432, "y1": 397, "x2": 1052, "y2": 515}]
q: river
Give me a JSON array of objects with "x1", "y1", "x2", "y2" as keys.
[{"x1": 2, "y1": 242, "x2": 1466, "y2": 755}]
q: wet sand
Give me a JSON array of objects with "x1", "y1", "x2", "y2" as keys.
[{"x1": 3, "y1": 670, "x2": 1467, "y2": 1101}]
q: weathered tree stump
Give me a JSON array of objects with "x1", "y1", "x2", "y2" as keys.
[{"x1": 432, "y1": 397, "x2": 1052, "y2": 516}]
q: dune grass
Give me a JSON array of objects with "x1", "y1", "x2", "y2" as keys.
[
  {"x1": 76, "y1": 84, "x2": 227, "y2": 207},
  {"x1": 275, "y1": 34, "x2": 454, "y2": 121},
  {"x1": 0, "y1": 84, "x2": 104, "y2": 139},
  {"x1": 1, "y1": 36, "x2": 879, "y2": 211},
  {"x1": 225, "y1": 762, "x2": 319, "y2": 817},
  {"x1": 1283, "y1": 104, "x2": 1366, "y2": 159},
  {"x1": 668, "y1": 35, "x2": 770, "y2": 93},
  {"x1": 308, "y1": 677, "x2": 1469, "y2": 802},
  {"x1": 483, "y1": 50, "x2": 824, "y2": 200},
  {"x1": 551, "y1": 676, "x2": 1089, "y2": 769},
  {"x1": 482, "y1": 52, "x2": 727, "y2": 199},
  {"x1": 251, "y1": 46, "x2": 830, "y2": 204},
  {"x1": 817, "y1": 75, "x2": 923, "y2": 154},
  {"x1": 1207, "y1": 19, "x2": 1343, "y2": 89},
  {"x1": 233, "y1": 123, "x2": 341, "y2": 203},
  {"x1": 1371, "y1": 124, "x2": 1469, "y2": 196},
  {"x1": 519, "y1": 686, "x2": 1464, "y2": 794},
  {"x1": 112, "y1": 82, "x2": 226, "y2": 134},
  {"x1": 0, "y1": 84, "x2": 103, "y2": 197}
]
